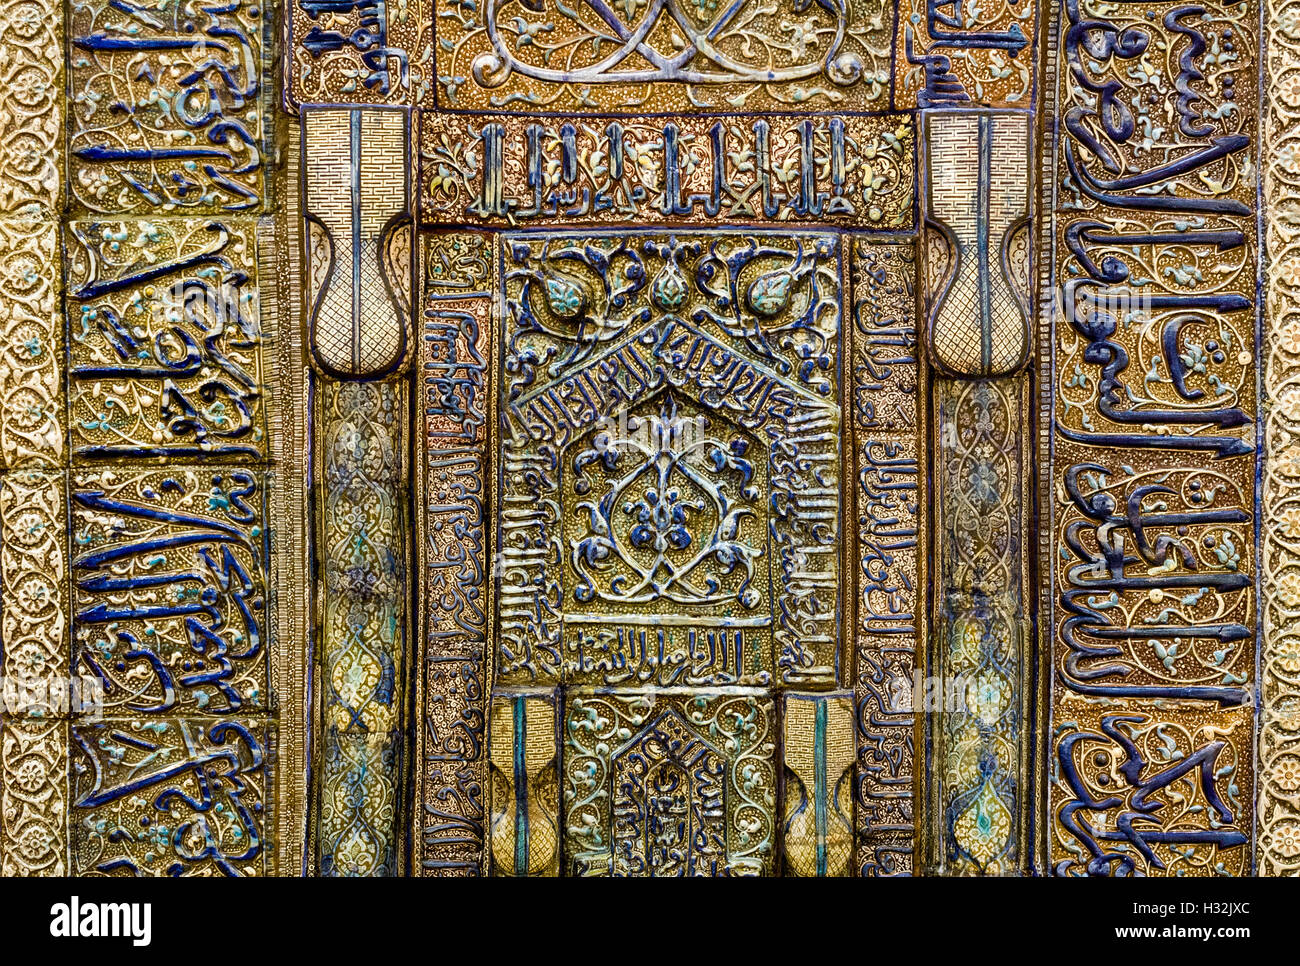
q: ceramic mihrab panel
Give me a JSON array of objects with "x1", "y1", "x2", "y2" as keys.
[
  {"x1": 6, "y1": 0, "x2": 1300, "y2": 883},
  {"x1": 495, "y1": 229, "x2": 845, "y2": 690}
]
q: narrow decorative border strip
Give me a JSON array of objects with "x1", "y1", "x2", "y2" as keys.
[{"x1": 1259, "y1": 0, "x2": 1300, "y2": 876}]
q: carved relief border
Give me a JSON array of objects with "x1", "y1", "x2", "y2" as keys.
[
  {"x1": 1042, "y1": 0, "x2": 1260, "y2": 877},
  {"x1": 1260, "y1": 0, "x2": 1300, "y2": 876},
  {"x1": 850, "y1": 238, "x2": 923, "y2": 875},
  {"x1": 0, "y1": 0, "x2": 65, "y2": 876},
  {"x1": 414, "y1": 231, "x2": 492, "y2": 875},
  {"x1": 0, "y1": 0, "x2": 305, "y2": 877}
]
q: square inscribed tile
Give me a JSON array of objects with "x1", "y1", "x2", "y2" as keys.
[
  {"x1": 67, "y1": 0, "x2": 268, "y2": 213},
  {"x1": 66, "y1": 218, "x2": 267, "y2": 462},
  {"x1": 70, "y1": 466, "x2": 270, "y2": 717}
]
